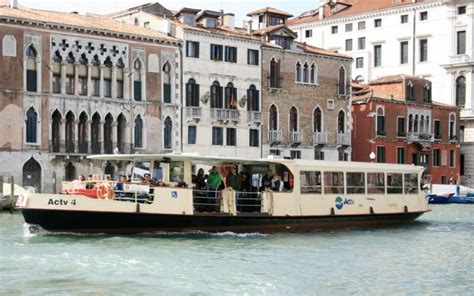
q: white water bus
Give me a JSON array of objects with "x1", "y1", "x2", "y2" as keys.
[{"x1": 17, "y1": 154, "x2": 430, "y2": 233}]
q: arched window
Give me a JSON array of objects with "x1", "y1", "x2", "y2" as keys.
[
  {"x1": 313, "y1": 107, "x2": 322, "y2": 133},
  {"x1": 289, "y1": 106, "x2": 298, "y2": 132},
  {"x1": 408, "y1": 114, "x2": 413, "y2": 133},
  {"x1": 89, "y1": 55, "x2": 100, "y2": 96},
  {"x1": 78, "y1": 54, "x2": 88, "y2": 96},
  {"x1": 134, "y1": 115, "x2": 143, "y2": 148},
  {"x1": 65, "y1": 111, "x2": 75, "y2": 153},
  {"x1": 449, "y1": 113, "x2": 456, "y2": 140},
  {"x1": 426, "y1": 116, "x2": 430, "y2": 134},
  {"x1": 376, "y1": 107, "x2": 385, "y2": 136},
  {"x1": 104, "y1": 114, "x2": 113, "y2": 153},
  {"x1": 163, "y1": 62, "x2": 172, "y2": 103},
  {"x1": 22, "y1": 158, "x2": 41, "y2": 192},
  {"x1": 303, "y1": 62, "x2": 309, "y2": 83},
  {"x1": 423, "y1": 83, "x2": 431, "y2": 102},
  {"x1": 52, "y1": 51, "x2": 62, "y2": 94},
  {"x1": 91, "y1": 113, "x2": 101, "y2": 154},
  {"x1": 65, "y1": 52, "x2": 75, "y2": 95},
  {"x1": 117, "y1": 114, "x2": 126, "y2": 153},
  {"x1": 414, "y1": 115, "x2": 419, "y2": 133},
  {"x1": 310, "y1": 63, "x2": 316, "y2": 84},
  {"x1": 270, "y1": 58, "x2": 281, "y2": 88},
  {"x1": 116, "y1": 58, "x2": 124, "y2": 99},
  {"x1": 103, "y1": 57, "x2": 112, "y2": 98},
  {"x1": 420, "y1": 115, "x2": 425, "y2": 134},
  {"x1": 65, "y1": 162, "x2": 76, "y2": 181},
  {"x1": 51, "y1": 110, "x2": 62, "y2": 152},
  {"x1": 338, "y1": 66, "x2": 346, "y2": 95},
  {"x1": 247, "y1": 85, "x2": 259, "y2": 112},
  {"x1": 225, "y1": 82, "x2": 237, "y2": 110},
  {"x1": 406, "y1": 81, "x2": 415, "y2": 101},
  {"x1": 269, "y1": 105, "x2": 278, "y2": 130},
  {"x1": 26, "y1": 107, "x2": 37, "y2": 143},
  {"x1": 295, "y1": 61, "x2": 302, "y2": 82},
  {"x1": 210, "y1": 81, "x2": 222, "y2": 108},
  {"x1": 456, "y1": 76, "x2": 466, "y2": 108},
  {"x1": 26, "y1": 45, "x2": 38, "y2": 92},
  {"x1": 164, "y1": 117, "x2": 172, "y2": 150},
  {"x1": 186, "y1": 78, "x2": 200, "y2": 107},
  {"x1": 133, "y1": 59, "x2": 142, "y2": 101},
  {"x1": 338, "y1": 110, "x2": 345, "y2": 133},
  {"x1": 78, "y1": 112, "x2": 88, "y2": 153}
]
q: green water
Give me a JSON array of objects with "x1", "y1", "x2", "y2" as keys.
[{"x1": 0, "y1": 205, "x2": 473, "y2": 295}]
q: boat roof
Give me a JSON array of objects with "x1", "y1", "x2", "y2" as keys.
[{"x1": 88, "y1": 154, "x2": 424, "y2": 173}]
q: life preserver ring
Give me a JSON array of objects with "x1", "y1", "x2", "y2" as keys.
[{"x1": 96, "y1": 183, "x2": 115, "y2": 200}]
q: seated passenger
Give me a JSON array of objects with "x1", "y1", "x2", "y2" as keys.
[
  {"x1": 271, "y1": 174, "x2": 284, "y2": 192},
  {"x1": 142, "y1": 173, "x2": 157, "y2": 186},
  {"x1": 175, "y1": 177, "x2": 188, "y2": 188},
  {"x1": 86, "y1": 174, "x2": 95, "y2": 190},
  {"x1": 114, "y1": 175, "x2": 132, "y2": 199}
]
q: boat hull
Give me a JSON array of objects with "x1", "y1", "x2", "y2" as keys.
[{"x1": 22, "y1": 209, "x2": 427, "y2": 234}]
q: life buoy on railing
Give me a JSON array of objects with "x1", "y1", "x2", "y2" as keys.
[{"x1": 96, "y1": 183, "x2": 115, "y2": 200}]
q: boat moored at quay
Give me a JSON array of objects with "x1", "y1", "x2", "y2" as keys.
[{"x1": 17, "y1": 154, "x2": 430, "y2": 233}]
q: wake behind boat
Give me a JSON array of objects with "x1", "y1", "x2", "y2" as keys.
[{"x1": 17, "y1": 154, "x2": 430, "y2": 233}]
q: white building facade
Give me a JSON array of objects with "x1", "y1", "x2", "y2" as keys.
[
  {"x1": 113, "y1": 7, "x2": 263, "y2": 158},
  {"x1": 290, "y1": 0, "x2": 473, "y2": 183}
]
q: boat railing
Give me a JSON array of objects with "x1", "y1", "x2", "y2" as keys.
[
  {"x1": 193, "y1": 189, "x2": 222, "y2": 212},
  {"x1": 235, "y1": 191, "x2": 262, "y2": 213}
]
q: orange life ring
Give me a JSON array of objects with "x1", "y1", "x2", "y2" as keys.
[{"x1": 96, "y1": 183, "x2": 115, "y2": 200}]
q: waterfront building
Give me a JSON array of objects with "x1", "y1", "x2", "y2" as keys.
[
  {"x1": 289, "y1": 0, "x2": 473, "y2": 183},
  {"x1": 0, "y1": 1, "x2": 181, "y2": 192},
  {"x1": 111, "y1": 3, "x2": 263, "y2": 158},
  {"x1": 248, "y1": 7, "x2": 353, "y2": 160},
  {"x1": 352, "y1": 75, "x2": 460, "y2": 184}
]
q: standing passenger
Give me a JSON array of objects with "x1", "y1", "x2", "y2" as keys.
[{"x1": 207, "y1": 166, "x2": 222, "y2": 212}]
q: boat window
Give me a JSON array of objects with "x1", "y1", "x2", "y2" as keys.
[
  {"x1": 324, "y1": 172, "x2": 344, "y2": 194},
  {"x1": 347, "y1": 172, "x2": 365, "y2": 194},
  {"x1": 152, "y1": 161, "x2": 164, "y2": 182},
  {"x1": 404, "y1": 173, "x2": 419, "y2": 194},
  {"x1": 170, "y1": 161, "x2": 184, "y2": 182},
  {"x1": 367, "y1": 173, "x2": 385, "y2": 194},
  {"x1": 132, "y1": 162, "x2": 150, "y2": 181},
  {"x1": 387, "y1": 173, "x2": 403, "y2": 194},
  {"x1": 300, "y1": 171, "x2": 321, "y2": 194}
]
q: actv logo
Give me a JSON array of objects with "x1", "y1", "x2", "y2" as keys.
[{"x1": 335, "y1": 196, "x2": 354, "y2": 210}]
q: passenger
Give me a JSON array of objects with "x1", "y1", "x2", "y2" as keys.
[
  {"x1": 86, "y1": 174, "x2": 95, "y2": 190},
  {"x1": 261, "y1": 169, "x2": 273, "y2": 191},
  {"x1": 157, "y1": 180, "x2": 168, "y2": 187},
  {"x1": 271, "y1": 174, "x2": 284, "y2": 192},
  {"x1": 207, "y1": 166, "x2": 222, "y2": 212},
  {"x1": 196, "y1": 168, "x2": 207, "y2": 190},
  {"x1": 143, "y1": 173, "x2": 157, "y2": 186},
  {"x1": 175, "y1": 177, "x2": 188, "y2": 188},
  {"x1": 79, "y1": 175, "x2": 86, "y2": 182},
  {"x1": 240, "y1": 172, "x2": 250, "y2": 192},
  {"x1": 114, "y1": 175, "x2": 131, "y2": 199},
  {"x1": 226, "y1": 167, "x2": 241, "y2": 191}
]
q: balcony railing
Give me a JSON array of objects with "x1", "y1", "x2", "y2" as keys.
[
  {"x1": 449, "y1": 54, "x2": 472, "y2": 64},
  {"x1": 408, "y1": 133, "x2": 433, "y2": 142},
  {"x1": 268, "y1": 130, "x2": 282, "y2": 143},
  {"x1": 289, "y1": 131, "x2": 303, "y2": 144},
  {"x1": 337, "y1": 133, "x2": 351, "y2": 146},
  {"x1": 225, "y1": 109, "x2": 239, "y2": 122},
  {"x1": 49, "y1": 140, "x2": 109, "y2": 155},
  {"x1": 211, "y1": 108, "x2": 226, "y2": 121},
  {"x1": 247, "y1": 111, "x2": 262, "y2": 124},
  {"x1": 313, "y1": 132, "x2": 328, "y2": 145},
  {"x1": 186, "y1": 107, "x2": 202, "y2": 120}
]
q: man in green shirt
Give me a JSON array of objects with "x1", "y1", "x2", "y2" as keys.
[{"x1": 207, "y1": 166, "x2": 222, "y2": 212}]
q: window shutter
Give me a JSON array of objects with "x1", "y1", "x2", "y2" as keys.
[
  {"x1": 26, "y1": 70, "x2": 37, "y2": 92},
  {"x1": 134, "y1": 81, "x2": 142, "y2": 101}
]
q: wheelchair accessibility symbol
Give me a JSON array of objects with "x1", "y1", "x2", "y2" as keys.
[{"x1": 171, "y1": 191, "x2": 178, "y2": 199}]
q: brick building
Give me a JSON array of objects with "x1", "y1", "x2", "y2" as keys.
[
  {"x1": 248, "y1": 8, "x2": 353, "y2": 160},
  {"x1": 0, "y1": 1, "x2": 181, "y2": 193},
  {"x1": 352, "y1": 75, "x2": 460, "y2": 184}
]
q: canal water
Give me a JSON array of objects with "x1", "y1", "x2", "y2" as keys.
[{"x1": 1, "y1": 205, "x2": 473, "y2": 295}]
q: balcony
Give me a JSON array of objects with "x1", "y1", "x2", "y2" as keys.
[
  {"x1": 449, "y1": 54, "x2": 472, "y2": 64},
  {"x1": 408, "y1": 133, "x2": 433, "y2": 143},
  {"x1": 450, "y1": 135, "x2": 458, "y2": 144},
  {"x1": 247, "y1": 111, "x2": 263, "y2": 124},
  {"x1": 337, "y1": 133, "x2": 351, "y2": 146},
  {"x1": 225, "y1": 109, "x2": 239, "y2": 122},
  {"x1": 211, "y1": 108, "x2": 226, "y2": 121},
  {"x1": 49, "y1": 140, "x2": 107, "y2": 155},
  {"x1": 268, "y1": 130, "x2": 282, "y2": 143},
  {"x1": 313, "y1": 132, "x2": 328, "y2": 146},
  {"x1": 289, "y1": 131, "x2": 303, "y2": 144},
  {"x1": 186, "y1": 106, "x2": 202, "y2": 120}
]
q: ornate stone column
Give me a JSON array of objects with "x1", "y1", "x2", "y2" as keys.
[
  {"x1": 111, "y1": 66, "x2": 117, "y2": 99},
  {"x1": 87, "y1": 63, "x2": 92, "y2": 97},
  {"x1": 99, "y1": 65, "x2": 105, "y2": 98},
  {"x1": 60, "y1": 61, "x2": 67, "y2": 95}
]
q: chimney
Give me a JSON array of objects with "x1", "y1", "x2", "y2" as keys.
[
  {"x1": 222, "y1": 13, "x2": 235, "y2": 30},
  {"x1": 247, "y1": 20, "x2": 253, "y2": 35},
  {"x1": 10, "y1": 0, "x2": 18, "y2": 8},
  {"x1": 319, "y1": 3, "x2": 324, "y2": 20}
]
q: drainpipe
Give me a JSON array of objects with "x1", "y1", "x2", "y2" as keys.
[
  {"x1": 179, "y1": 43, "x2": 184, "y2": 153},
  {"x1": 412, "y1": 5, "x2": 416, "y2": 76}
]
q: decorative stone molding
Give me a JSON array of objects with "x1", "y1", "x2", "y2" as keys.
[{"x1": 2, "y1": 35, "x2": 16, "y2": 57}]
